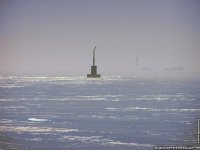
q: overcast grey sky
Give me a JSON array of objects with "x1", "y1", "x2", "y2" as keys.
[{"x1": 0, "y1": 0, "x2": 200, "y2": 78}]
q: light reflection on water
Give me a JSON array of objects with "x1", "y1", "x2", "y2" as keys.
[{"x1": 0, "y1": 76, "x2": 199, "y2": 149}]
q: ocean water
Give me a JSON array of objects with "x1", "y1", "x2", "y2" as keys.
[{"x1": 0, "y1": 76, "x2": 199, "y2": 150}]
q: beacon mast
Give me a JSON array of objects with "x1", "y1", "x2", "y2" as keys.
[{"x1": 87, "y1": 46, "x2": 101, "y2": 78}]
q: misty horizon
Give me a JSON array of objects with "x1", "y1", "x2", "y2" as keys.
[{"x1": 0, "y1": 0, "x2": 200, "y2": 79}]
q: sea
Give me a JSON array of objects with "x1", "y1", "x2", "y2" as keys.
[{"x1": 0, "y1": 76, "x2": 200, "y2": 150}]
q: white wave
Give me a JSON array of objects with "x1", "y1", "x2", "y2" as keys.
[
  {"x1": 0, "y1": 98, "x2": 26, "y2": 102},
  {"x1": 62, "y1": 135, "x2": 153, "y2": 148},
  {"x1": 79, "y1": 96, "x2": 107, "y2": 101},
  {"x1": 64, "y1": 133, "x2": 155, "y2": 148},
  {"x1": 106, "y1": 107, "x2": 117, "y2": 110},
  {"x1": 1, "y1": 106, "x2": 27, "y2": 109},
  {"x1": 78, "y1": 114, "x2": 120, "y2": 120},
  {"x1": 0, "y1": 126, "x2": 78, "y2": 133},
  {"x1": 107, "y1": 141, "x2": 153, "y2": 147},
  {"x1": 0, "y1": 85, "x2": 23, "y2": 88},
  {"x1": 63, "y1": 135, "x2": 104, "y2": 143},
  {"x1": 135, "y1": 94, "x2": 192, "y2": 101},
  {"x1": 73, "y1": 94, "x2": 123, "y2": 101},
  {"x1": 179, "y1": 120, "x2": 192, "y2": 124},
  {"x1": 145, "y1": 131, "x2": 162, "y2": 136},
  {"x1": 26, "y1": 138, "x2": 43, "y2": 141},
  {"x1": 170, "y1": 138, "x2": 181, "y2": 141},
  {"x1": 136, "y1": 97, "x2": 170, "y2": 101},
  {"x1": 136, "y1": 107, "x2": 200, "y2": 112},
  {"x1": 41, "y1": 96, "x2": 120, "y2": 102},
  {"x1": 0, "y1": 119, "x2": 14, "y2": 124},
  {"x1": 28, "y1": 118, "x2": 48, "y2": 122},
  {"x1": 106, "y1": 107, "x2": 200, "y2": 112}
]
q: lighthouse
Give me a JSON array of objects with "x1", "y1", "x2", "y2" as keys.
[{"x1": 87, "y1": 46, "x2": 101, "y2": 78}]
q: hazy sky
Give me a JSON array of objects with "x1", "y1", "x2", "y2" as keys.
[{"x1": 0, "y1": 0, "x2": 200, "y2": 77}]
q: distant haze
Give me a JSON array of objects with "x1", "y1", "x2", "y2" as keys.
[{"x1": 0, "y1": 0, "x2": 200, "y2": 78}]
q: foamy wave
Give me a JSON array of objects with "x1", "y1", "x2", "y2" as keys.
[
  {"x1": 63, "y1": 135, "x2": 105, "y2": 143},
  {"x1": 28, "y1": 118, "x2": 48, "y2": 122},
  {"x1": 107, "y1": 141, "x2": 153, "y2": 147},
  {"x1": 0, "y1": 119, "x2": 14, "y2": 124},
  {"x1": 135, "y1": 94, "x2": 192, "y2": 101},
  {"x1": 0, "y1": 126, "x2": 78, "y2": 133},
  {"x1": 62, "y1": 135, "x2": 153, "y2": 148},
  {"x1": 106, "y1": 107, "x2": 200, "y2": 112},
  {"x1": 54, "y1": 94, "x2": 123, "y2": 101},
  {"x1": 0, "y1": 98, "x2": 24, "y2": 102},
  {"x1": 106, "y1": 108, "x2": 117, "y2": 110},
  {"x1": 78, "y1": 114, "x2": 119, "y2": 120}
]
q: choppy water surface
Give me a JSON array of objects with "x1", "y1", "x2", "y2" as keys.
[{"x1": 0, "y1": 76, "x2": 199, "y2": 150}]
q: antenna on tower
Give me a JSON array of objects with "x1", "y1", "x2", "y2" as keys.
[{"x1": 93, "y1": 46, "x2": 96, "y2": 66}]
